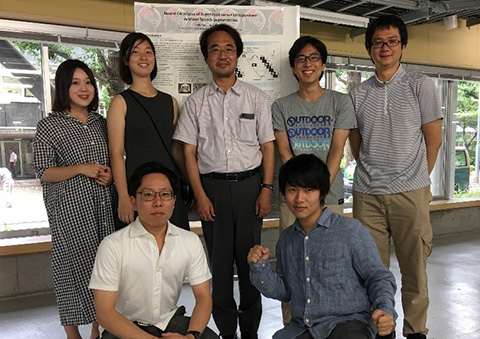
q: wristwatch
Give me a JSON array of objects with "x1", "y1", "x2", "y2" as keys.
[
  {"x1": 186, "y1": 330, "x2": 202, "y2": 339},
  {"x1": 260, "y1": 183, "x2": 274, "y2": 192}
]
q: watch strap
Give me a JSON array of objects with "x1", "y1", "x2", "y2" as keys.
[{"x1": 186, "y1": 330, "x2": 202, "y2": 339}]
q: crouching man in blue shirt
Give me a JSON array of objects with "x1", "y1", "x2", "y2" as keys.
[{"x1": 248, "y1": 154, "x2": 397, "y2": 339}]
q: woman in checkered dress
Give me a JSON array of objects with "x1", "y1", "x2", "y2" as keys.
[{"x1": 33, "y1": 60, "x2": 115, "y2": 339}]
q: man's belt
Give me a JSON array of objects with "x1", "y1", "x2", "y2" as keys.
[{"x1": 201, "y1": 167, "x2": 260, "y2": 182}]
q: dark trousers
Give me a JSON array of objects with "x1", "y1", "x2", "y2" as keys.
[
  {"x1": 296, "y1": 321, "x2": 372, "y2": 339},
  {"x1": 200, "y1": 174, "x2": 263, "y2": 338},
  {"x1": 101, "y1": 306, "x2": 219, "y2": 339},
  {"x1": 9, "y1": 162, "x2": 16, "y2": 178}
]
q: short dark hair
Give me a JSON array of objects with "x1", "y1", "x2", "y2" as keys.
[
  {"x1": 199, "y1": 24, "x2": 243, "y2": 59},
  {"x1": 127, "y1": 161, "x2": 178, "y2": 197},
  {"x1": 119, "y1": 32, "x2": 157, "y2": 85},
  {"x1": 52, "y1": 59, "x2": 99, "y2": 113},
  {"x1": 279, "y1": 154, "x2": 330, "y2": 205},
  {"x1": 365, "y1": 15, "x2": 408, "y2": 51},
  {"x1": 288, "y1": 36, "x2": 328, "y2": 82}
]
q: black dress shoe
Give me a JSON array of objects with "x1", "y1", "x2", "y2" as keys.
[
  {"x1": 376, "y1": 331, "x2": 396, "y2": 339},
  {"x1": 407, "y1": 334, "x2": 426, "y2": 339}
]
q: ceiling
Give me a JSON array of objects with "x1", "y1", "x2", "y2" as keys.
[{"x1": 180, "y1": 0, "x2": 480, "y2": 30}]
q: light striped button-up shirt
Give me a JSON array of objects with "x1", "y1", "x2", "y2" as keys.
[{"x1": 173, "y1": 80, "x2": 275, "y2": 174}]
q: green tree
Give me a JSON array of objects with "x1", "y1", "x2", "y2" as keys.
[
  {"x1": 456, "y1": 81, "x2": 479, "y2": 166},
  {"x1": 11, "y1": 41, "x2": 123, "y2": 111}
]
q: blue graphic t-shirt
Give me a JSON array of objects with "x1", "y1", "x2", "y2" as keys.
[{"x1": 272, "y1": 90, "x2": 356, "y2": 205}]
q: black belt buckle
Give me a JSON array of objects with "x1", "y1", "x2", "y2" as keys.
[{"x1": 225, "y1": 173, "x2": 239, "y2": 182}]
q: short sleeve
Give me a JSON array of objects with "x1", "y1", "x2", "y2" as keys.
[
  {"x1": 272, "y1": 99, "x2": 287, "y2": 132},
  {"x1": 417, "y1": 76, "x2": 443, "y2": 125},
  {"x1": 334, "y1": 92, "x2": 357, "y2": 130},
  {"x1": 89, "y1": 236, "x2": 121, "y2": 291},
  {"x1": 33, "y1": 120, "x2": 57, "y2": 180},
  {"x1": 186, "y1": 235, "x2": 212, "y2": 286},
  {"x1": 173, "y1": 97, "x2": 199, "y2": 146},
  {"x1": 255, "y1": 91, "x2": 275, "y2": 145}
]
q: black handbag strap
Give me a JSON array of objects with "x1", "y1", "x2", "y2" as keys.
[{"x1": 124, "y1": 89, "x2": 184, "y2": 178}]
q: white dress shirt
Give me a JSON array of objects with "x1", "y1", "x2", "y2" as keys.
[{"x1": 89, "y1": 218, "x2": 212, "y2": 330}]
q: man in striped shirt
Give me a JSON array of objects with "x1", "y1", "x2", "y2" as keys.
[{"x1": 349, "y1": 15, "x2": 443, "y2": 339}]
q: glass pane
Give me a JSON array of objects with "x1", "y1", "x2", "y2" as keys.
[
  {"x1": 454, "y1": 81, "x2": 479, "y2": 198},
  {"x1": 0, "y1": 38, "x2": 121, "y2": 237}
]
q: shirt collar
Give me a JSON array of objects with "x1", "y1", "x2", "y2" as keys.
[
  {"x1": 54, "y1": 110, "x2": 98, "y2": 124},
  {"x1": 208, "y1": 77, "x2": 242, "y2": 96},
  {"x1": 374, "y1": 64, "x2": 404, "y2": 85},
  {"x1": 292, "y1": 206, "x2": 333, "y2": 233},
  {"x1": 129, "y1": 217, "x2": 179, "y2": 239}
]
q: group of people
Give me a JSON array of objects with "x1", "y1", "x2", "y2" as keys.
[{"x1": 32, "y1": 13, "x2": 442, "y2": 339}]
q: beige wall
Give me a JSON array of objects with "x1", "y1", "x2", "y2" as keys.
[
  {"x1": 2, "y1": 0, "x2": 480, "y2": 70},
  {"x1": 303, "y1": 19, "x2": 480, "y2": 70}
]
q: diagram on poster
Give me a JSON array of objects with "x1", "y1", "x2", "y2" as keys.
[{"x1": 236, "y1": 42, "x2": 281, "y2": 82}]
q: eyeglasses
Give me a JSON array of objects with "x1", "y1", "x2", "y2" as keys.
[
  {"x1": 136, "y1": 190, "x2": 175, "y2": 202},
  {"x1": 294, "y1": 54, "x2": 322, "y2": 63},
  {"x1": 372, "y1": 39, "x2": 401, "y2": 49},
  {"x1": 209, "y1": 46, "x2": 236, "y2": 56}
]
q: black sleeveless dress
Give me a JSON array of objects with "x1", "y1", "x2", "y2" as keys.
[{"x1": 120, "y1": 89, "x2": 189, "y2": 230}]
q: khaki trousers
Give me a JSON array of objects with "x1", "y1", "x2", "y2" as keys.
[
  {"x1": 278, "y1": 201, "x2": 344, "y2": 326},
  {"x1": 353, "y1": 186, "x2": 432, "y2": 336}
]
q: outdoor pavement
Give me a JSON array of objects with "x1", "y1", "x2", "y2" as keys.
[{"x1": 0, "y1": 179, "x2": 48, "y2": 233}]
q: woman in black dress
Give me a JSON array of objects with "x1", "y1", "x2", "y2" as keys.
[
  {"x1": 33, "y1": 59, "x2": 115, "y2": 339},
  {"x1": 108, "y1": 33, "x2": 189, "y2": 230}
]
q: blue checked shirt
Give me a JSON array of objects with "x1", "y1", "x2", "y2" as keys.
[{"x1": 249, "y1": 208, "x2": 397, "y2": 339}]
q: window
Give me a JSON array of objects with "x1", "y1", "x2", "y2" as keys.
[
  {"x1": 0, "y1": 20, "x2": 125, "y2": 239},
  {"x1": 324, "y1": 56, "x2": 480, "y2": 202}
]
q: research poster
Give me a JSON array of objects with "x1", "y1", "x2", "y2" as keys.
[
  {"x1": 134, "y1": 2, "x2": 300, "y2": 218},
  {"x1": 134, "y1": 2, "x2": 299, "y2": 108}
]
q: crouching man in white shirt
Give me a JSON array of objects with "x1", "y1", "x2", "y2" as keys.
[{"x1": 90, "y1": 161, "x2": 218, "y2": 339}]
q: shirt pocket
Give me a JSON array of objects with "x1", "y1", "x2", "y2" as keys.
[{"x1": 236, "y1": 114, "x2": 257, "y2": 143}]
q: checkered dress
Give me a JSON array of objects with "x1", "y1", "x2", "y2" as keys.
[{"x1": 33, "y1": 111, "x2": 115, "y2": 326}]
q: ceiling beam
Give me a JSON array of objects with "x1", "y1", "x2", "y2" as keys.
[
  {"x1": 338, "y1": 0, "x2": 368, "y2": 13},
  {"x1": 254, "y1": 0, "x2": 369, "y2": 27},
  {"x1": 466, "y1": 17, "x2": 480, "y2": 28},
  {"x1": 363, "y1": 5, "x2": 392, "y2": 16},
  {"x1": 400, "y1": 7, "x2": 432, "y2": 24},
  {"x1": 350, "y1": 27, "x2": 367, "y2": 39},
  {"x1": 444, "y1": 0, "x2": 480, "y2": 10},
  {"x1": 310, "y1": 0, "x2": 332, "y2": 9},
  {"x1": 365, "y1": 0, "x2": 417, "y2": 10}
]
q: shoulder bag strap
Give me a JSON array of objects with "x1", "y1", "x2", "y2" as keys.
[{"x1": 124, "y1": 89, "x2": 184, "y2": 178}]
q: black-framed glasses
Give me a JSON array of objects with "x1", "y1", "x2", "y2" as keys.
[
  {"x1": 294, "y1": 54, "x2": 322, "y2": 63},
  {"x1": 209, "y1": 46, "x2": 236, "y2": 56},
  {"x1": 136, "y1": 190, "x2": 175, "y2": 201},
  {"x1": 372, "y1": 39, "x2": 401, "y2": 49}
]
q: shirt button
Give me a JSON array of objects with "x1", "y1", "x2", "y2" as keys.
[
  {"x1": 261, "y1": 280, "x2": 264, "y2": 284},
  {"x1": 306, "y1": 277, "x2": 310, "y2": 282},
  {"x1": 305, "y1": 236, "x2": 309, "y2": 240},
  {"x1": 307, "y1": 298, "x2": 311, "y2": 303},
  {"x1": 305, "y1": 256, "x2": 309, "y2": 261},
  {"x1": 306, "y1": 318, "x2": 310, "y2": 323}
]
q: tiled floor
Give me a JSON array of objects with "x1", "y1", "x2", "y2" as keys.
[{"x1": 1, "y1": 231, "x2": 480, "y2": 339}]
